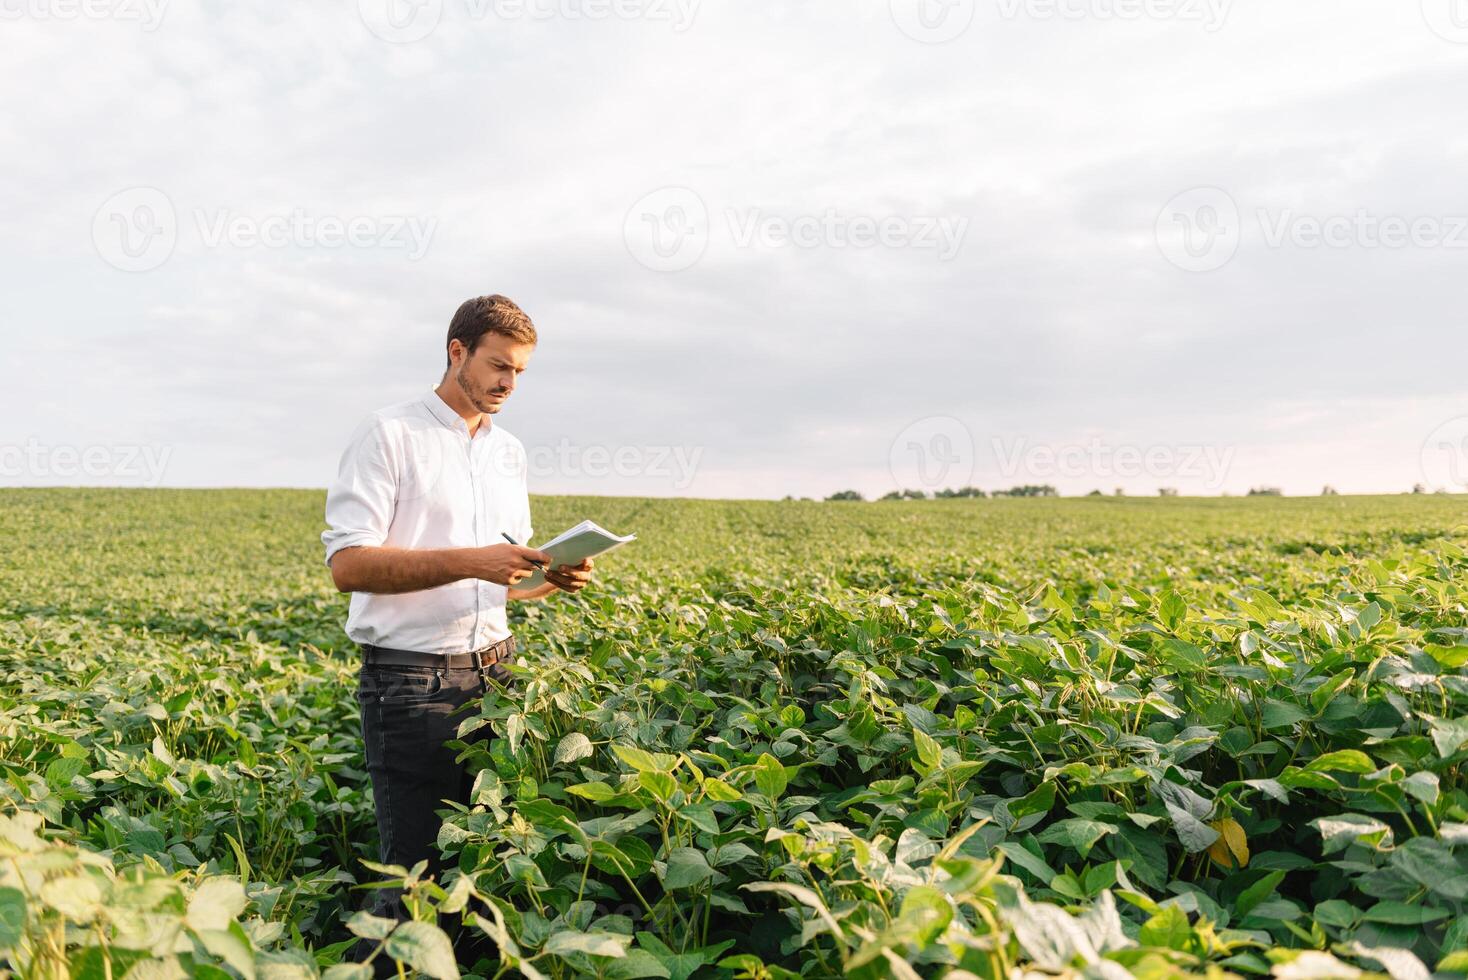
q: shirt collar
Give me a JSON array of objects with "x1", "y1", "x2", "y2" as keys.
[{"x1": 423, "y1": 388, "x2": 490, "y2": 436}]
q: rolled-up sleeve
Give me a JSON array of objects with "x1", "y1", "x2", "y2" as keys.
[{"x1": 322, "y1": 418, "x2": 397, "y2": 566}]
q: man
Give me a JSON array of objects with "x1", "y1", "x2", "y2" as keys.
[{"x1": 321, "y1": 294, "x2": 593, "y2": 967}]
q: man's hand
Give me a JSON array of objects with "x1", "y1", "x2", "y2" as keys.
[
  {"x1": 478, "y1": 543, "x2": 554, "y2": 587},
  {"x1": 544, "y1": 557, "x2": 595, "y2": 593}
]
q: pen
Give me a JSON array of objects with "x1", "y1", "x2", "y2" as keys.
[{"x1": 500, "y1": 532, "x2": 548, "y2": 571}]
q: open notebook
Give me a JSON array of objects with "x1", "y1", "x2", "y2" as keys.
[{"x1": 519, "y1": 520, "x2": 636, "y2": 589}]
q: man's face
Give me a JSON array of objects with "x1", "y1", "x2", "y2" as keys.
[{"x1": 451, "y1": 334, "x2": 534, "y2": 415}]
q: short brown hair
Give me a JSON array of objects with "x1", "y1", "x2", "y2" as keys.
[{"x1": 446, "y1": 295, "x2": 537, "y2": 369}]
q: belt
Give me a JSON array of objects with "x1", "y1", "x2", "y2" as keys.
[{"x1": 360, "y1": 634, "x2": 516, "y2": 670}]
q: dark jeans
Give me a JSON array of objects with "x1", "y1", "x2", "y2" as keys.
[{"x1": 350, "y1": 644, "x2": 514, "y2": 974}]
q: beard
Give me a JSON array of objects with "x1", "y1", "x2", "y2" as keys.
[{"x1": 455, "y1": 367, "x2": 508, "y2": 414}]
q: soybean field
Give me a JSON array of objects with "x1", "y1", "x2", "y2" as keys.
[{"x1": 2, "y1": 490, "x2": 1467, "y2": 980}]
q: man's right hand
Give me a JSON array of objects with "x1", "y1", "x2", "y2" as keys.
[{"x1": 477, "y1": 543, "x2": 554, "y2": 586}]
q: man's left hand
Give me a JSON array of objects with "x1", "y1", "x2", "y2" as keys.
[{"x1": 545, "y1": 558, "x2": 594, "y2": 593}]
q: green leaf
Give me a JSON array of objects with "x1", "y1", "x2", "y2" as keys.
[
  {"x1": 554, "y1": 732, "x2": 594, "y2": 766},
  {"x1": 41, "y1": 875, "x2": 103, "y2": 923},
  {"x1": 605, "y1": 949, "x2": 672, "y2": 980},
  {"x1": 1424, "y1": 645, "x2": 1468, "y2": 669},
  {"x1": 1311, "y1": 670, "x2": 1355, "y2": 714},
  {"x1": 1312, "y1": 900, "x2": 1359, "y2": 929},
  {"x1": 1400, "y1": 771, "x2": 1439, "y2": 805},
  {"x1": 0, "y1": 887, "x2": 27, "y2": 948},
  {"x1": 1159, "y1": 589, "x2": 1187, "y2": 630},
  {"x1": 1139, "y1": 905, "x2": 1192, "y2": 951},
  {"x1": 912, "y1": 728, "x2": 942, "y2": 770},
  {"x1": 1306, "y1": 750, "x2": 1374, "y2": 774},
  {"x1": 383, "y1": 921, "x2": 459, "y2": 979},
  {"x1": 676, "y1": 802, "x2": 719, "y2": 835},
  {"x1": 897, "y1": 885, "x2": 952, "y2": 945},
  {"x1": 639, "y1": 771, "x2": 677, "y2": 802},
  {"x1": 994, "y1": 843, "x2": 1056, "y2": 884},
  {"x1": 702, "y1": 778, "x2": 742, "y2": 803},
  {"x1": 1035, "y1": 819, "x2": 1116, "y2": 858},
  {"x1": 1163, "y1": 802, "x2": 1219, "y2": 854},
  {"x1": 1429, "y1": 717, "x2": 1468, "y2": 759},
  {"x1": 1236, "y1": 871, "x2": 1286, "y2": 917},
  {"x1": 1362, "y1": 902, "x2": 1448, "y2": 925},
  {"x1": 567, "y1": 781, "x2": 618, "y2": 802},
  {"x1": 589, "y1": 836, "x2": 654, "y2": 879},
  {"x1": 661, "y1": 847, "x2": 713, "y2": 890},
  {"x1": 1009, "y1": 781, "x2": 1056, "y2": 819},
  {"x1": 186, "y1": 878, "x2": 247, "y2": 933},
  {"x1": 544, "y1": 930, "x2": 631, "y2": 959},
  {"x1": 753, "y1": 753, "x2": 787, "y2": 802},
  {"x1": 613, "y1": 744, "x2": 668, "y2": 773},
  {"x1": 1262, "y1": 700, "x2": 1310, "y2": 729},
  {"x1": 345, "y1": 911, "x2": 397, "y2": 940},
  {"x1": 1311, "y1": 814, "x2": 1393, "y2": 854}
]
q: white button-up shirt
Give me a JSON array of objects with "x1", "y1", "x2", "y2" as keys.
[{"x1": 322, "y1": 389, "x2": 533, "y2": 655}]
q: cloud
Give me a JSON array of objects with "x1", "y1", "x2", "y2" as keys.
[{"x1": 1, "y1": 0, "x2": 1463, "y2": 496}]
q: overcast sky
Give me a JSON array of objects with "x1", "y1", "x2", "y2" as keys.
[{"x1": 3, "y1": 0, "x2": 1466, "y2": 499}]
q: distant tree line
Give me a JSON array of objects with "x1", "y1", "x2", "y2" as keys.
[
  {"x1": 806, "y1": 483, "x2": 1456, "y2": 502},
  {"x1": 826, "y1": 484, "x2": 1058, "y2": 502}
]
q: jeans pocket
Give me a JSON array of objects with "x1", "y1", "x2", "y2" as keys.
[{"x1": 359, "y1": 666, "x2": 446, "y2": 706}]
